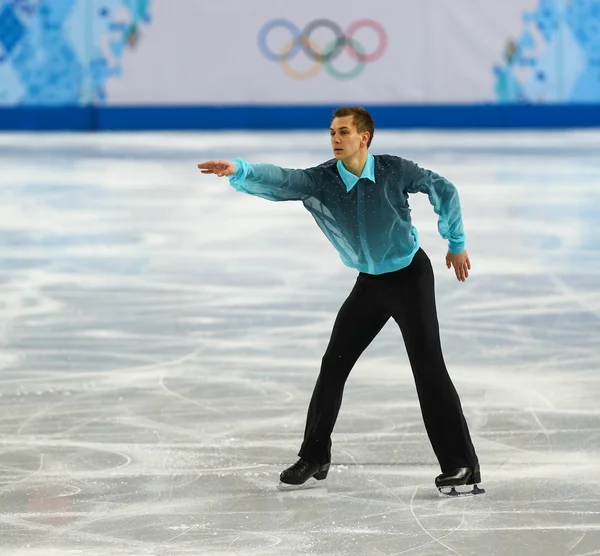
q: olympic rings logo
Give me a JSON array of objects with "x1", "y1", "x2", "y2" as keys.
[{"x1": 258, "y1": 19, "x2": 388, "y2": 80}]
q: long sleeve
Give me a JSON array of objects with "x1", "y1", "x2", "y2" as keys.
[
  {"x1": 404, "y1": 160, "x2": 466, "y2": 254},
  {"x1": 228, "y1": 158, "x2": 317, "y2": 202}
]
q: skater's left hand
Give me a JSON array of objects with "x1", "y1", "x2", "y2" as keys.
[{"x1": 446, "y1": 251, "x2": 471, "y2": 282}]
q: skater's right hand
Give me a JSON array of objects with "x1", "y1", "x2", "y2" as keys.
[{"x1": 197, "y1": 160, "x2": 236, "y2": 177}]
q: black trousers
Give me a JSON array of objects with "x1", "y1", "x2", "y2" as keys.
[{"x1": 298, "y1": 248, "x2": 478, "y2": 472}]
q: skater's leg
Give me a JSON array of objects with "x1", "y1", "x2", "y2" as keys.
[
  {"x1": 298, "y1": 277, "x2": 390, "y2": 464},
  {"x1": 388, "y1": 249, "x2": 478, "y2": 472}
]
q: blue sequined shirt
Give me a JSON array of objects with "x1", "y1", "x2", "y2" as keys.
[{"x1": 229, "y1": 153, "x2": 465, "y2": 275}]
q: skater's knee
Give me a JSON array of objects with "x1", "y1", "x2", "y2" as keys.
[
  {"x1": 319, "y1": 351, "x2": 355, "y2": 379},
  {"x1": 407, "y1": 342, "x2": 445, "y2": 371},
  {"x1": 321, "y1": 350, "x2": 350, "y2": 369}
]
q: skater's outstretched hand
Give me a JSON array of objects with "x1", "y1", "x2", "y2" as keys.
[
  {"x1": 446, "y1": 251, "x2": 471, "y2": 282},
  {"x1": 197, "y1": 160, "x2": 236, "y2": 177}
]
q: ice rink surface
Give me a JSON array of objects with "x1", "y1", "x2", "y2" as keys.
[{"x1": 0, "y1": 129, "x2": 599, "y2": 556}]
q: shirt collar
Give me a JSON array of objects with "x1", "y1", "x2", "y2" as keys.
[{"x1": 336, "y1": 152, "x2": 376, "y2": 192}]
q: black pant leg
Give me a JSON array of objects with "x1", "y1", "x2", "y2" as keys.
[
  {"x1": 387, "y1": 249, "x2": 478, "y2": 471},
  {"x1": 298, "y1": 277, "x2": 390, "y2": 464}
]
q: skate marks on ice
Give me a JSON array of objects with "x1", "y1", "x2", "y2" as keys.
[{"x1": 0, "y1": 131, "x2": 600, "y2": 554}]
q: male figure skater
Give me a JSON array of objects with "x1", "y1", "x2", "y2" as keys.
[{"x1": 198, "y1": 107, "x2": 483, "y2": 496}]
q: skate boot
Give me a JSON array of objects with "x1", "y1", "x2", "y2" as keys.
[
  {"x1": 278, "y1": 458, "x2": 330, "y2": 490},
  {"x1": 435, "y1": 463, "x2": 485, "y2": 496}
]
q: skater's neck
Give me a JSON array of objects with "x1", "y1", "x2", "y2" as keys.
[{"x1": 341, "y1": 149, "x2": 369, "y2": 177}]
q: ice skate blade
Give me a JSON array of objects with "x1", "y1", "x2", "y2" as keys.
[
  {"x1": 438, "y1": 484, "x2": 485, "y2": 497},
  {"x1": 277, "y1": 477, "x2": 325, "y2": 492}
]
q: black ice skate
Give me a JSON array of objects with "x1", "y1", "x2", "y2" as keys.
[
  {"x1": 435, "y1": 463, "x2": 485, "y2": 496},
  {"x1": 278, "y1": 458, "x2": 330, "y2": 490}
]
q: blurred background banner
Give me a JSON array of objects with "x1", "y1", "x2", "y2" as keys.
[{"x1": 1, "y1": 0, "x2": 599, "y2": 128}]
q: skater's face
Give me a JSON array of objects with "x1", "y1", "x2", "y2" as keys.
[{"x1": 330, "y1": 116, "x2": 370, "y2": 161}]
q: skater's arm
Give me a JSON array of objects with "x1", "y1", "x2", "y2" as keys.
[
  {"x1": 403, "y1": 160, "x2": 466, "y2": 254},
  {"x1": 198, "y1": 159, "x2": 317, "y2": 202},
  {"x1": 403, "y1": 159, "x2": 470, "y2": 281}
]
